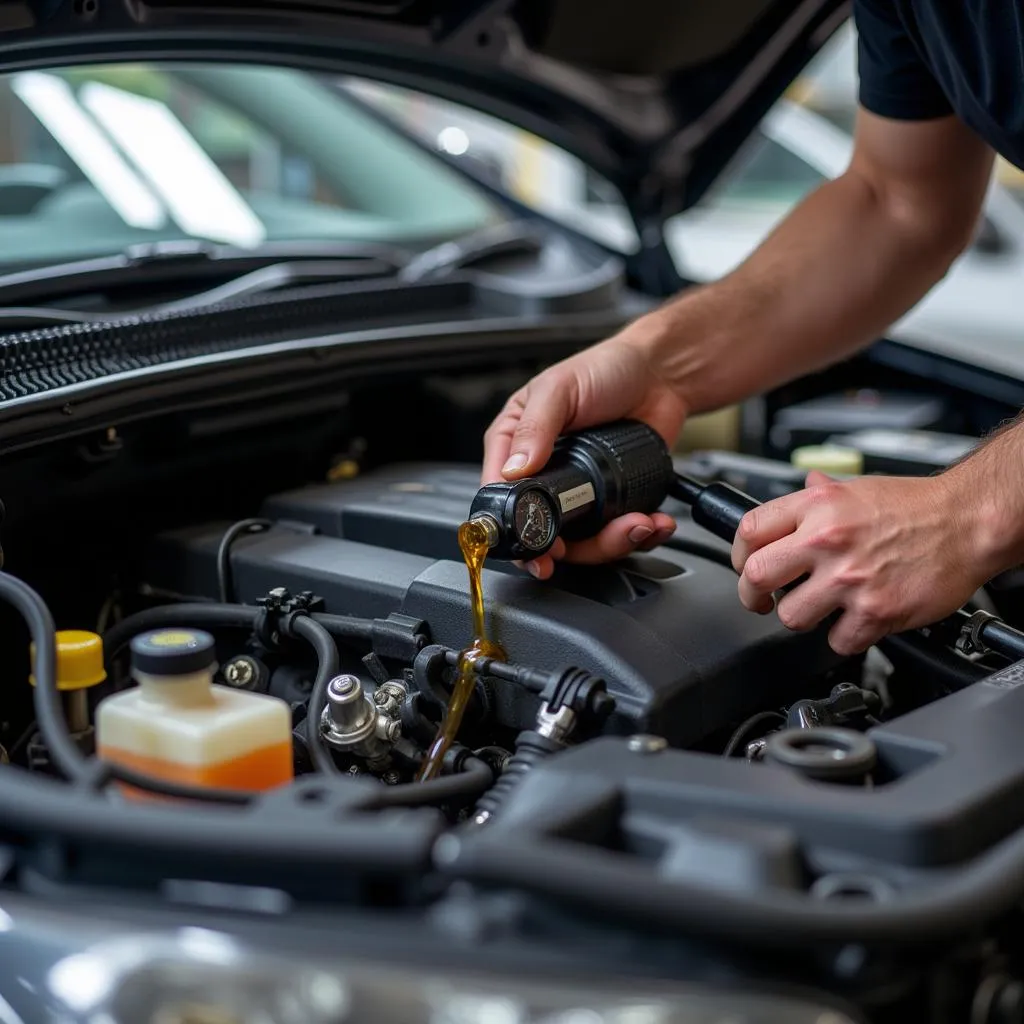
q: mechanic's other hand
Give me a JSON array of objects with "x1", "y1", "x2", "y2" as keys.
[
  {"x1": 481, "y1": 329, "x2": 686, "y2": 579},
  {"x1": 732, "y1": 470, "x2": 990, "y2": 655}
]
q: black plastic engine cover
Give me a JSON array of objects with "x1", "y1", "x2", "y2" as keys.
[{"x1": 147, "y1": 463, "x2": 842, "y2": 745}]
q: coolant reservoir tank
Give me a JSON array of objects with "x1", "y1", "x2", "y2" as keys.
[{"x1": 95, "y1": 628, "x2": 293, "y2": 795}]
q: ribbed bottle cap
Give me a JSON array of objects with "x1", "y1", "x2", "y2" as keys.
[{"x1": 130, "y1": 628, "x2": 216, "y2": 677}]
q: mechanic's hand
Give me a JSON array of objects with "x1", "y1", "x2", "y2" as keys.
[
  {"x1": 481, "y1": 330, "x2": 686, "y2": 578},
  {"x1": 732, "y1": 470, "x2": 991, "y2": 655}
]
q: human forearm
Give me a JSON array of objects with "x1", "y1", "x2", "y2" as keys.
[
  {"x1": 942, "y1": 415, "x2": 1024, "y2": 580},
  {"x1": 634, "y1": 166, "x2": 976, "y2": 416}
]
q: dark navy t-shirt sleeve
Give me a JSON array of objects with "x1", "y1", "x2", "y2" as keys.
[{"x1": 854, "y1": 0, "x2": 953, "y2": 120}]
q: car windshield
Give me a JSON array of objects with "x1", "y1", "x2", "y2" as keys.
[{"x1": 0, "y1": 62, "x2": 501, "y2": 267}]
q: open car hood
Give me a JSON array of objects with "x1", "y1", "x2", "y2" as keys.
[{"x1": 0, "y1": 0, "x2": 850, "y2": 227}]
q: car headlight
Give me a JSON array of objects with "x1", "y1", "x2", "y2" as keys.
[{"x1": 37, "y1": 925, "x2": 861, "y2": 1024}]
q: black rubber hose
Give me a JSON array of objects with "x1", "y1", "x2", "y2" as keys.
[
  {"x1": 103, "y1": 604, "x2": 373, "y2": 667},
  {"x1": 663, "y1": 536, "x2": 736, "y2": 571},
  {"x1": 216, "y1": 518, "x2": 272, "y2": 603},
  {"x1": 299, "y1": 616, "x2": 344, "y2": 777},
  {"x1": 471, "y1": 731, "x2": 564, "y2": 822},
  {"x1": 357, "y1": 756, "x2": 494, "y2": 809},
  {"x1": 103, "y1": 603, "x2": 260, "y2": 668},
  {"x1": 313, "y1": 613, "x2": 375, "y2": 644},
  {"x1": 979, "y1": 617, "x2": 1024, "y2": 661},
  {"x1": 86, "y1": 762, "x2": 253, "y2": 805},
  {"x1": 722, "y1": 710, "x2": 786, "y2": 758},
  {"x1": 879, "y1": 632, "x2": 988, "y2": 692},
  {"x1": 444, "y1": 811, "x2": 1024, "y2": 946},
  {"x1": 0, "y1": 572, "x2": 89, "y2": 783}
]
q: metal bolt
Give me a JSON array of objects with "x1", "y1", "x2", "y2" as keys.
[
  {"x1": 381, "y1": 770, "x2": 401, "y2": 786},
  {"x1": 223, "y1": 657, "x2": 256, "y2": 688},
  {"x1": 627, "y1": 734, "x2": 668, "y2": 754}
]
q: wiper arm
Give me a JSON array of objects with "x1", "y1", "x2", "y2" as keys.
[
  {"x1": 0, "y1": 239, "x2": 411, "y2": 308},
  {"x1": 398, "y1": 221, "x2": 544, "y2": 282}
]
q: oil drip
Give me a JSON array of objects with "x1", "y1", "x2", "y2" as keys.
[{"x1": 417, "y1": 519, "x2": 503, "y2": 781}]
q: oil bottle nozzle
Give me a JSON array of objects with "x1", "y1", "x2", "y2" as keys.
[{"x1": 467, "y1": 512, "x2": 501, "y2": 550}]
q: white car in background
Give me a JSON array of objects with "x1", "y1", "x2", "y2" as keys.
[
  {"x1": 351, "y1": 71, "x2": 1024, "y2": 380},
  {"x1": 668, "y1": 100, "x2": 1024, "y2": 378}
]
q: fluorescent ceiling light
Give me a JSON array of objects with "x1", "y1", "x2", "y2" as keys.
[
  {"x1": 82, "y1": 81, "x2": 266, "y2": 249},
  {"x1": 10, "y1": 72, "x2": 166, "y2": 231}
]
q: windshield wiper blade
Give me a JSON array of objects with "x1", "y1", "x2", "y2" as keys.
[
  {"x1": 0, "y1": 239, "x2": 412, "y2": 308},
  {"x1": 0, "y1": 259, "x2": 402, "y2": 329}
]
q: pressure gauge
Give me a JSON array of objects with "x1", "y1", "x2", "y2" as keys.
[{"x1": 512, "y1": 488, "x2": 557, "y2": 552}]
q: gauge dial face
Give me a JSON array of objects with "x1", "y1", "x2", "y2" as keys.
[{"x1": 513, "y1": 489, "x2": 557, "y2": 551}]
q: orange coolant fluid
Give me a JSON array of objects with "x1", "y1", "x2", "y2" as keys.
[{"x1": 95, "y1": 628, "x2": 293, "y2": 798}]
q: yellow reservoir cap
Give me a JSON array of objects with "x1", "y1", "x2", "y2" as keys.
[
  {"x1": 29, "y1": 630, "x2": 107, "y2": 691},
  {"x1": 791, "y1": 444, "x2": 864, "y2": 477}
]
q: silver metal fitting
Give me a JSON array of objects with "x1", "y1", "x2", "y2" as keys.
[
  {"x1": 469, "y1": 512, "x2": 500, "y2": 549},
  {"x1": 745, "y1": 738, "x2": 768, "y2": 762},
  {"x1": 223, "y1": 656, "x2": 258, "y2": 689},
  {"x1": 372, "y1": 679, "x2": 410, "y2": 717},
  {"x1": 321, "y1": 674, "x2": 401, "y2": 764},
  {"x1": 536, "y1": 704, "x2": 576, "y2": 743}
]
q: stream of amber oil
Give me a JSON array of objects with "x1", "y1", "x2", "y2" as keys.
[{"x1": 417, "y1": 520, "x2": 503, "y2": 781}]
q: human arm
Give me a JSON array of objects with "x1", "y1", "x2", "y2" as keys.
[
  {"x1": 734, "y1": 417, "x2": 1024, "y2": 655},
  {"x1": 482, "y1": 108, "x2": 995, "y2": 578}
]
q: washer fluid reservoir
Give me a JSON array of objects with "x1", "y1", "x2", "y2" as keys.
[{"x1": 95, "y1": 628, "x2": 293, "y2": 796}]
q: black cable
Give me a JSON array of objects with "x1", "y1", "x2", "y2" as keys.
[
  {"x1": 357, "y1": 756, "x2": 494, "y2": 809},
  {"x1": 300, "y1": 617, "x2": 345, "y2": 777},
  {"x1": 669, "y1": 472, "x2": 704, "y2": 504},
  {"x1": 313, "y1": 612, "x2": 375, "y2": 644},
  {"x1": 0, "y1": 572, "x2": 89, "y2": 783},
  {"x1": 722, "y1": 710, "x2": 786, "y2": 758},
  {"x1": 86, "y1": 761, "x2": 253, "y2": 805},
  {"x1": 446, "y1": 810, "x2": 1024, "y2": 946},
  {"x1": 663, "y1": 535, "x2": 736, "y2": 571},
  {"x1": 879, "y1": 632, "x2": 987, "y2": 692},
  {"x1": 103, "y1": 603, "x2": 261, "y2": 669},
  {"x1": 104, "y1": 605, "x2": 374, "y2": 670},
  {"x1": 978, "y1": 617, "x2": 1024, "y2": 661},
  {"x1": 216, "y1": 518, "x2": 273, "y2": 604}
]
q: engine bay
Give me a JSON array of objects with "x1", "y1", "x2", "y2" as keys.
[{"x1": 4, "y1": 369, "x2": 1024, "y2": 1023}]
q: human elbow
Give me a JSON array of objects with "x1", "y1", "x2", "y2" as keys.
[
  {"x1": 882, "y1": 183, "x2": 980, "y2": 271},
  {"x1": 849, "y1": 166, "x2": 981, "y2": 272}
]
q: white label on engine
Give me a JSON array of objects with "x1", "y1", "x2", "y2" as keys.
[
  {"x1": 985, "y1": 661, "x2": 1024, "y2": 689},
  {"x1": 558, "y1": 482, "x2": 596, "y2": 513}
]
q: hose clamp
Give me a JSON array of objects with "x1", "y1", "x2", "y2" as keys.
[{"x1": 957, "y1": 609, "x2": 998, "y2": 657}]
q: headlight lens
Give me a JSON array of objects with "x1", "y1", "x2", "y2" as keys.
[{"x1": 40, "y1": 926, "x2": 859, "y2": 1024}]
